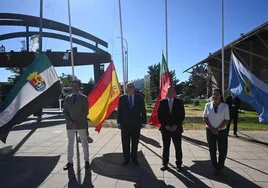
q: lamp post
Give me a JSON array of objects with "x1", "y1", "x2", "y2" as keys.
[{"x1": 117, "y1": 37, "x2": 128, "y2": 83}]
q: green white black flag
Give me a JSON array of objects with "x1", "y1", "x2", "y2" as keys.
[{"x1": 0, "y1": 54, "x2": 61, "y2": 143}]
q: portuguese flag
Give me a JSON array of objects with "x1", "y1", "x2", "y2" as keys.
[
  {"x1": 87, "y1": 61, "x2": 120, "y2": 132},
  {"x1": 148, "y1": 54, "x2": 172, "y2": 126},
  {"x1": 0, "y1": 54, "x2": 61, "y2": 143}
]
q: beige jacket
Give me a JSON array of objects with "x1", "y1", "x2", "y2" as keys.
[{"x1": 63, "y1": 93, "x2": 88, "y2": 130}]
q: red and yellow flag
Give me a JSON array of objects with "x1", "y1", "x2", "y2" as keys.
[{"x1": 87, "y1": 62, "x2": 120, "y2": 132}]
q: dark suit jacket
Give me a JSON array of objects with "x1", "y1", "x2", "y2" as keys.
[
  {"x1": 158, "y1": 98, "x2": 185, "y2": 133},
  {"x1": 117, "y1": 94, "x2": 147, "y2": 132},
  {"x1": 226, "y1": 96, "x2": 241, "y2": 116}
]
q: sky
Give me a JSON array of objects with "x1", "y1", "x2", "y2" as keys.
[{"x1": 0, "y1": 0, "x2": 268, "y2": 83}]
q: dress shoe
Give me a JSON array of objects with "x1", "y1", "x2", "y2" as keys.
[
  {"x1": 160, "y1": 165, "x2": 168, "y2": 171},
  {"x1": 85, "y1": 161, "x2": 91, "y2": 169},
  {"x1": 176, "y1": 165, "x2": 182, "y2": 172},
  {"x1": 63, "y1": 162, "x2": 73, "y2": 171},
  {"x1": 132, "y1": 160, "x2": 139, "y2": 166},
  {"x1": 122, "y1": 160, "x2": 130, "y2": 166},
  {"x1": 234, "y1": 133, "x2": 238, "y2": 137}
]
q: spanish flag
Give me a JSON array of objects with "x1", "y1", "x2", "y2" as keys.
[{"x1": 87, "y1": 62, "x2": 120, "y2": 132}]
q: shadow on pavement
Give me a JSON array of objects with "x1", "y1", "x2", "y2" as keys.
[
  {"x1": 11, "y1": 120, "x2": 66, "y2": 131},
  {"x1": 140, "y1": 134, "x2": 161, "y2": 148},
  {"x1": 236, "y1": 131, "x2": 268, "y2": 147},
  {"x1": 0, "y1": 128, "x2": 61, "y2": 188},
  {"x1": 188, "y1": 160, "x2": 261, "y2": 188},
  {"x1": 67, "y1": 167, "x2": 94, "y2": 188},
  {"x1": 182, "y1": 135, "x2": 268, "y2": 176},
  {"x1": 90, "y1": 151, "x2": 209, "y2": 187}
]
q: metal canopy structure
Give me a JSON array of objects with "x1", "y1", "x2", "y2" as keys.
[
  {"x1": 183, "y1": 21, "x2": 268, "y2": 97},
  {"x1": 0, "y1": 13, "x2": 111, "y2": 81},
  {"x1": 183, "y1": 21, "x2": 268, "y2": 73}
]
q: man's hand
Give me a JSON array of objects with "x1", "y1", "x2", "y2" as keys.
[
  {"x1": 170, "y1": 125, "x2": 177, "y2": 132},
  {"x1": 165, "y1": 125, "x2": 172, "y2": 131}
]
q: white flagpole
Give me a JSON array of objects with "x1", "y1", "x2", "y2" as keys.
[
  {"x1": 221, "y1": 0, "x2": 225, "y2": 97},
  {"x1": 119, "y1": 0, "x2": 126, "y2": 94},
  {"x1": 67, "y1": 0, "x2": 75, "y2": 80},
  {"x1": 39, "y1": 0, "x2": 43, "y2": 53},
  {"x1": 165, "y1": 0, "x2": 168, "y2": 64}
]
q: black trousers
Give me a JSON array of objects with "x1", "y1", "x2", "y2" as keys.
[
  {"x1": 121, "y1": 129, "x2": 140, "y2": 161},
  {"x1": 161, "y1": 128, "x2": 182, "y2": 166},
  {"x1": 227, "y1": 114, "x2": 238, "y2": 134},
  {"x1": 206, "y1": 128, "x2": 228, "y2": 170}
]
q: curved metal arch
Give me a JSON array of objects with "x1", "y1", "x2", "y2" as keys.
[
  {"x1": 0, "y1": 32, "x2": 106, "y2": 53},
  {"x1": 0, "y1": 13, "x2": 108, "y2": 48}
]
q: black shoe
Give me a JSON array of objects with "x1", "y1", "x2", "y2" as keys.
[
  {"x1": 63, "y1": 162, "x2": 73, "y2": 171},
  {"x1": 160, "y1": 165, "x2": 168, "y2": 171},
  {"x1": 85, "y1": 161, "x2": 91, "y2": 169},
  {"x1": 122, "y1": 160, "x2": 130, "y2": 166},
  {"x1": 213, "y1": 169, "x2": 219, "y2": 176},
  {"x1": 234, "y1": 133, "x2": 238, "y2": 137},
  {"x1": 132, "y1": 160, "x2": 139, "y2": 166},
  {"x1": 176, "y1": 165, "x2": 182, "y2": 172}
]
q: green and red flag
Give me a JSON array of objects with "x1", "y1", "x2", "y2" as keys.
[{"x1": 148, "y1": 54, "x2": 172, "y2": 126}]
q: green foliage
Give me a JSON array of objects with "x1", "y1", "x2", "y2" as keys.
[
  {"x1": 142, "y1": 82, "x2": 151, "y2": 108},
  {"x1": 88, "y1": 77, "x2": 95, "y2": 85},
  {"x1": 147, "y1": 63, "x2": 180, "y2": 94},
  {"x1": 194, "y1": 100, "x2": 200, "y2": 106},
  {"x1": 59, "y1": 73, "x2": 80, "y2": 87},
  {"x1": 6, "y1": 67, "x2": 25, "y2": 84}
]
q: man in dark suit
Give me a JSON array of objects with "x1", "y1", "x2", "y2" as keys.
[
  {"x1": 117, "y1": 83, "x2": 147, "y2": 166},
  {"x1": 226, "y1": 92, "x2": 241, "y2": 136},
  {"x1": 158, "y1": 85, "x2": 185, "y2": 171}
]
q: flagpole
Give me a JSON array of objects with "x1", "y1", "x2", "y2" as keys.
[
  {"x1": 119, "y1": 0, "x2": 126, "y2": 94},
  {"x1": 221, "y1": 0, "x2": 225, "y2": 98},
  {"x1": 165, "y1": 0, "x2": 168, "y2": 64},
  {"x1": 67, "y1": 0, "x2": 75, "y2": 80},
  {"x1": 39, "y1": 0, "x2": 43, "y2": 54}
]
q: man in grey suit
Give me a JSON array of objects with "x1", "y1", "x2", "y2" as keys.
[
  {"x1": 63, "y1": 80, "x2": 90, "y2": 170},
  {"x1": 117, "y1": 83, "x2": 147, "y2": 166}
]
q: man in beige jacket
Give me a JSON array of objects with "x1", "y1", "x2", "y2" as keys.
[{"x1": 63, "y1": 80, "x2": 90, "y2": 170}]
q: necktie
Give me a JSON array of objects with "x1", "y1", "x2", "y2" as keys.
[
  {"x1": 169, "y1": 99, "x2": 173, "y2": 113},
  {"x1": 129, "y1": 95, "x2": 133, "y2": 109},
  {"x1": 73, "y1": 94, "x2": 77, "y2": 104}
]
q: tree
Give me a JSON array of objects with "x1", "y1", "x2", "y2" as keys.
[
  {"x1": 141, "y1": 82, "x2": 151, "y2": 109},
  {"x1": 170, "y1": 69, "x2": 180, "y2": 86},
  {"x1": 147, "y1": 63, "x2": 180, "y2": 93},
  {"x1": 59, "y1": 73, "x2": 79, "y2": 87},
  {"x1": 6, "y1": 67, "x2": 25, "y2": 84},
  {"x1": 189, "y1": 64, "x2": 208, "y2": 98},
  {"x1": 88, "y1": 77, "x2": 95, "y2": 85}
]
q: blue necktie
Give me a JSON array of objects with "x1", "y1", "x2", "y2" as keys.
[
  {"x1": 129, "y1": 95, "x2": 133, "y2": 109},
  {"x1": 73, "y1": 94, "x2": 77, "y2": 104}
]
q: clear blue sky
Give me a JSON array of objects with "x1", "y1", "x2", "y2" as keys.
[{"x1": 0, "y1": 0, "x2": 267, "y2": 83}]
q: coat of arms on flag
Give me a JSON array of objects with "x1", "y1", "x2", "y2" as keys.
[{"x1": 27, "y1": 72, "x2": 46, "y2": 91}]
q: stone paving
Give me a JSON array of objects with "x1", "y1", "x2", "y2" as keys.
[{"x1": 1, "y1": 115, "x2": 268, "y2": 188}]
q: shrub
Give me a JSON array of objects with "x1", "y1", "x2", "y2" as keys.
[{"x1": 194, "y1": 100, "x2": 200, "y2": 106}]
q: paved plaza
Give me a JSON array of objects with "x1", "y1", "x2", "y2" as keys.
[{"x1": 1, "y1": 115, "x2": 268, "y2": 188}]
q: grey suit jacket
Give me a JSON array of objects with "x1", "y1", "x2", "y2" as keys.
[
  {"x1": 63, "y1": 93, "x2": 88, "y2": 130},
  {"x1": 117, "y1": 94, "x2": 147, "y2": 132}
]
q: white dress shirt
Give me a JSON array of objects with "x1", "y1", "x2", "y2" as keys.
[{"x1": 203, "y1": 102, "x2": 230, "y2": 129}]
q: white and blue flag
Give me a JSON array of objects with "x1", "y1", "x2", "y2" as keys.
[{"x1": 229, "y1": 52, "x2": 268, "y2": 123}]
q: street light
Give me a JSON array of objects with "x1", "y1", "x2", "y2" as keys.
[
  {"x1": 117, "y1": 37, "x2": 128, "y2": 83},
  {"x1": 0, "y1": 44, "x2": 5, "y2": 52}
]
